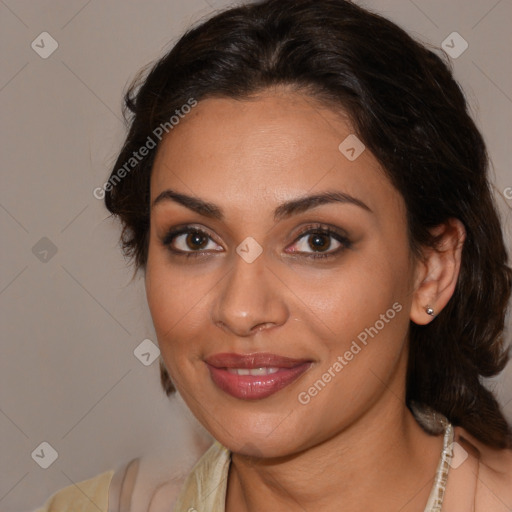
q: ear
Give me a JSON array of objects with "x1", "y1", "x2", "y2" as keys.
[{"x1": 410, "y1": 218, "x2": 466, "y2": 325}]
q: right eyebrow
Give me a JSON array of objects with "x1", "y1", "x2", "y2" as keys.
[{"x1": 151, "y1": 189, "x2": 223, "y2": 219}]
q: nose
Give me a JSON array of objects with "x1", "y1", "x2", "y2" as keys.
[{"x1": 211, "y1": 252, "x2": 289, "y2": 337}]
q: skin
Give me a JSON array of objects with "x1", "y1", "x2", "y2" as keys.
[{"x1": 145, "y1": 86, "x2": 466, "y2": 511}]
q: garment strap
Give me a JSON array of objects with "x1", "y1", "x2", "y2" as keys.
[
  {"x1": 423, "y1": 422, "x2": 454, "y2": 511},
  {"x1": 108, "y1": 458, "x2": 140, "y2": 512}
]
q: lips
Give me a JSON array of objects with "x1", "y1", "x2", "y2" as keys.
[{"x1": 205, "y1": 352, "x2": 312, "y2": 400}]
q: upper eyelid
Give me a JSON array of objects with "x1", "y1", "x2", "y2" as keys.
[
  {"x1": 162, "y1": 223, "x2": 349, "y2": 251},
  {"x1": 162, "y1": 224, "x2": 219, "y2": 244}
]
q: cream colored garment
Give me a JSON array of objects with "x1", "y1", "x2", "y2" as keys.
[
  {"x1": 34, "y1": 469, "x2": 114, "y2": 512},
  {"x1": 34, "y1": 458, "x2": 190, "y2": 512},
  {"x1": 35, "y1": 405, "x2": 512, "y2": 511},
  {"x1": 172, "y1": 408, "x2": 454, "y2": 512}
]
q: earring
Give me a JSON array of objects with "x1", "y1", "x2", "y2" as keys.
[{"x1": 425, "y1": 306, "x2": 435, "y2": 317}]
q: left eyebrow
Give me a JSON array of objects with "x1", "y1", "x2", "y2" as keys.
[
  {"x1": 151, "y1": 189, "x2": 372, "y2": 221},
  {"x1": 273, "y1": 191, "x2": 372, "y2": 221}
]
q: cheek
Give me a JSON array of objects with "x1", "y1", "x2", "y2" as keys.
[
  {"x1": 145, "y1": 245, "x2": 222, "y2": 374},
  {"x1": 295, "y1": 238, "x2": 412, "y2": 396},
  {"x1": 302, "y1": 240, "x2": 410, "y2": 343},
  {"x1": 145, "y1": 249, "x2": 194, "y2": 347}
]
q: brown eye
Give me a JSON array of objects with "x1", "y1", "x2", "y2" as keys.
[
  {"x1": 185, "y1": 232, "x2": 209, "y2": 250},
  {"x1": 307, "y1": 233, "x2": 332, "y2": 252},
  {"x1": 286, "y1": 224, "x2": 352, "y2": 259},
  {"x1": 162, "y1": 226, "x2": 223, "y2": 257}
]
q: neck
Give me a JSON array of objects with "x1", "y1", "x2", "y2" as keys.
[{"x1": 226, "y1": 387, "x2": 444, "y2": 512}]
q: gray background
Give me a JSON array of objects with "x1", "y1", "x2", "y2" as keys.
[{"x1": 1, "y1": 0, "x2": 511, "y2": 510}]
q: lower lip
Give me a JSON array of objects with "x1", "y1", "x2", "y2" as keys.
[{"x1": 206, "y1": 362, "x2": 312, "y2": 400}]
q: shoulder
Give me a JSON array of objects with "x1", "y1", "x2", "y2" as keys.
[
  {"x1": 446, "y1": 426, "x2": 512, "y2": 512},
  {"x1": 107, "y1": 441, "x2": 219, "y2": 512},
  {"x1": 35, "y1": 437, "x2": 216, "y2": 512},
  {"x1": 108, "y1": 457, "x2": 188, "y2": 512},
  {"x1": 172, "y1": 441, "x2": 231, "y2": 512},
  {"x1": 34, "y1": 469, "x2": 114, "y2": 512},
  {"x1": 468, "y1": 432, "x2": 512, "y2": 511}
]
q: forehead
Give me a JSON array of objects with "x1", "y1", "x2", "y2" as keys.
[{"x1": 150, "y1": 89, "x2": 400, "y2": 218}]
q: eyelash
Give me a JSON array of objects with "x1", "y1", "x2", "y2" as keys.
[{"x1": 161, "y1": 223, "x2": 352, "y2": 260}]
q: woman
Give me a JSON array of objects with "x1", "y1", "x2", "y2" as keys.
[{"x1": 37, "y1": 0, "x2": 512, "y2": 510}]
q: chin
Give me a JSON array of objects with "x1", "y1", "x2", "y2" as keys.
[{"x1": 202, "y1": 411, "x2": 306, "y2": 458}]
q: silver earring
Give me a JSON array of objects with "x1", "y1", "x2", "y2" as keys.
[{"x1": 425, "y1": 306, "x2": 435, "y2": 316}]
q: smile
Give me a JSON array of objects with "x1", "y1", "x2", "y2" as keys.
[
  {"x1": 205, "y1": 352, "x2": 313, "y2": 400},
  {"x1": 226, "y1": 367, "x2": 279, "y2": 376}
]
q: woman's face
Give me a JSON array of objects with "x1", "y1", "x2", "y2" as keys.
[{"x1": 146, "y1": 88, "x2": 418, "y2": 456}]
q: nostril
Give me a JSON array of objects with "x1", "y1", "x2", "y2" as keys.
[{"x1": 252, "y1": 322, "x2": 275, "y2": 333}]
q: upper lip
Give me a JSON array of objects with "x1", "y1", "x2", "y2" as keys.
[{"x1": 205, "y1": 352, "x2": 312, "y2": 369}]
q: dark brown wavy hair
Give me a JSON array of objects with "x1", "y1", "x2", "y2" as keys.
[{"x1": 104, "y1": 0, "x2": 512, "y2": 448}]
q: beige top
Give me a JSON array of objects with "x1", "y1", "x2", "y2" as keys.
[
  {"x1": 172, "y1": 403, "x2": 512, "y2": 511},
  {"x1": 35, "y1": 405, "x2": 512, "y2": 511},
  {"x1": 172, "y1": 408, "x2": 454, "y2": 512}
]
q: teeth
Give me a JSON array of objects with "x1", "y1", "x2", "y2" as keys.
[{"x1": 226, "y1": 367, "x2": 280, "y2": 376}]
